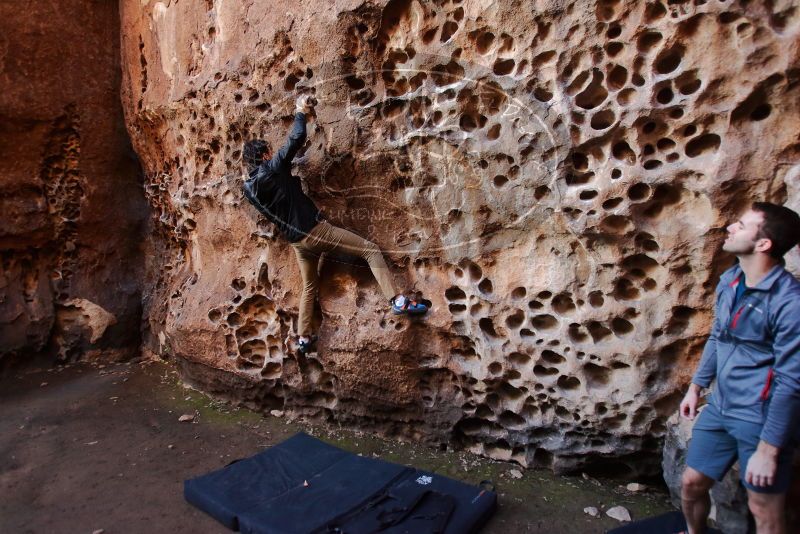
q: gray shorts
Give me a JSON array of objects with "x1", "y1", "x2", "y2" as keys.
[{"x1": 686, "y1": 402, "x2": 794, "y2": 494}]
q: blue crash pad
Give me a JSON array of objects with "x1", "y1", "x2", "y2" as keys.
[
  {"x1": 184, "y1": 432, "x2": 497, "y2": 534},
  {"x1": 606, "y1": 511, "x2": 723, "y2": 534}
]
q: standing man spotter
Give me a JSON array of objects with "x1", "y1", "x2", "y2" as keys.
[
  {"x1": 679, "y1": 202, "x2": 800, "y2": 534},
  {"x1": 241, "y1": 95, "x2": 428, "y2": 355}
]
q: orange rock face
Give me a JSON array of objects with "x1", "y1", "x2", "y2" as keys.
[
  {"x1": 0, "y1": 1, "x2": 146, "y2": 366},
  {"x1": 120, "y1": 0, "x2": 800, "y2": 472}
]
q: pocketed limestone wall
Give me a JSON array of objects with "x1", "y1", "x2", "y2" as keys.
[{"x1": 119, "y1": 0, "x2": 800, "y2": 473}]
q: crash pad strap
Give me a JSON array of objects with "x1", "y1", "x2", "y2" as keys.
[{"x1": 321, "y1": 479, "x2": 456, "y2": 534}]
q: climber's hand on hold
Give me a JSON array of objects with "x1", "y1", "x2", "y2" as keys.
[{"x1": 295, "y1": 95, "x2": 314, "y2": 114}]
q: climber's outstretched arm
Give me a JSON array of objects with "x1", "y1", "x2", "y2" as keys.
[{"x1": 267, "y1": 96, "x2": 313, "y2": 171}]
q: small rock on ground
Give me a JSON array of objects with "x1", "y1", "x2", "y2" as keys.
[{"x1": 606, "y1": 505, "x2": 632, "y2": 522}]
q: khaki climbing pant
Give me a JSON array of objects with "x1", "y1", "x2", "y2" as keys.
[{"x1": 291, "y1": 220, "x2": 397, "y2": 336}]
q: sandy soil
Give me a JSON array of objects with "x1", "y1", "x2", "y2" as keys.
[{"x1": 0, "y1": 359, "x2": 673, "y2": 533}]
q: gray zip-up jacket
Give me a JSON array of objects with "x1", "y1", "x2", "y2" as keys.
[{"x1": 692, "y1": 263, "x2": 800, "y2": 448}]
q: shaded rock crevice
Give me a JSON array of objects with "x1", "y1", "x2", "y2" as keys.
[{"x1": 0, "y1": 0, "x2": 148, "y2": 368}]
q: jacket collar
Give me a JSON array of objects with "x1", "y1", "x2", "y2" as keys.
[{"x1": 728, "y1": 263, "x2": 785, "y2": 292}]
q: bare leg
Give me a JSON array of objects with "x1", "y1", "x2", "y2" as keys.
[
  {"x1": 747, "y1": 489, "x2": 786, "y2": 534},
  {"x1": 681, "y1": 467, "x2": 715, "y2": 534}
]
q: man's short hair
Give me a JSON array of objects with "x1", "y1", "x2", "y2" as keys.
[
  {"x1": 752, "y1": 201, "x2": 800, "y2": 259},
  {"x1": 243, "y1": 139, "x2": 270, "y2": 172}
]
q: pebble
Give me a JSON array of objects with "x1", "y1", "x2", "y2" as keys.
[
  {"x1": 626, "y1": 482, "x2": 646, "y2": 492},
  {"x1": 583, "y1": 506, "x2": 599, "y2": 517},
  {"x1": 508, "y1": 469, "x2": 523, "y2": 479},
  {"x1": 606, "y1": 505, "x2": 631, "y2": 522},
  {"x1": 178, "y1": 414, "x2": 195, "y2": 422}
]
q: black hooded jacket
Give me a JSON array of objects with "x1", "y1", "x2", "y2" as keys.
[{"x1": 243, "y1": 112, "x2": 322, "y2": 242}]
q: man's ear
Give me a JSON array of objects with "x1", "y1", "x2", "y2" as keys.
[{"x1": 755, "y1": 236, "x2": 773, "y2": 254}]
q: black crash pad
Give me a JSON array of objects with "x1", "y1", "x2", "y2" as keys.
[
  {"x1": 606, "y1": 511, "x2": 723, "y2": 534},
  {"x1": 184, "y1": 432, "x2": 497, "y2": 534}
]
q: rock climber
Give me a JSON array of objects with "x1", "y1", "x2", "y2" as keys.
[
  {"x1": 678, "y1": 202, "x2": 800, "y2": 534},
  {"x1": 241, "y1": 95, "x2": 428, "y2": 355}
]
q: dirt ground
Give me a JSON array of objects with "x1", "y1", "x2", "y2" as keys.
[{"x1": 0, "y1": 359, "x2": 674, "y2": 534}]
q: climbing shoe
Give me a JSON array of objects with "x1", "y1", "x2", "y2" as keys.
[
  {"x1": 391, "y1": 295, "x2": 429, "y2": 316},
  {"x1": 297, "y1": 335, "x2": 318, "y2": 355}
]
